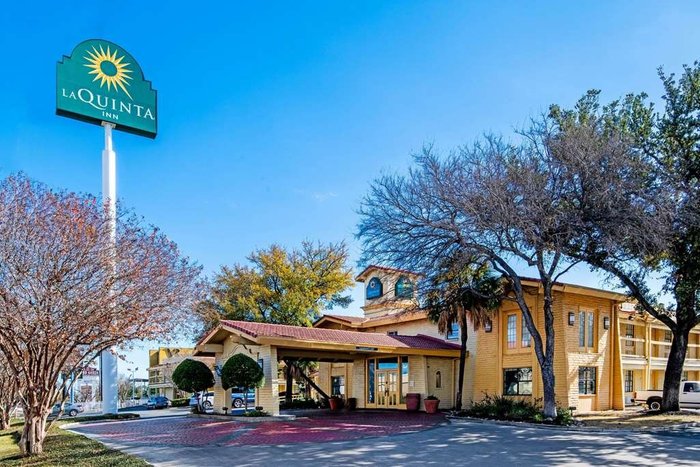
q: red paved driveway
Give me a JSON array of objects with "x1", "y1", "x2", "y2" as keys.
[{"x1": 70, "y1": 411, "x2": 444, "y2": 447}]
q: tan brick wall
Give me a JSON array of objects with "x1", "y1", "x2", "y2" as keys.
[
  {"x1": 211, "y1": 340, "x2": 279, "y2": 415},
  {"x1": 426, "y1": 357, "x2": 454, "y2": 409},
  {"x1": 473, "y1": 290, "x2": 619, "y2": 413}
]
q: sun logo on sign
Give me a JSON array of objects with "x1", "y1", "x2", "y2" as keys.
[{"x1": 83, "y1": 45, "x2": 133, "y2": 99}]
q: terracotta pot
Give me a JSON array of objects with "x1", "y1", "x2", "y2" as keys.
[
  {"x1": 405, "y1": 393, "x2": 421, "y2": 412},
  {"x1": 329, "y1": 397, "x2": 341, "y2": 411},
  {"x1": 424, "y1": 398, "x2": 440, "y2": 414}
]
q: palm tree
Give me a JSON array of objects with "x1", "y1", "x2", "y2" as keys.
[{"x1": 425, "y1": 261, "x2": 502, "y2": 411}]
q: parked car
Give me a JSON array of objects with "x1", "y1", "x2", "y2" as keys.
[
  {"x1": 50, "y1": 402, "x2": 84, "y2": 417},
  {"x1": 189, "y1": 391, "x2": 214, "y2": 409},
  {"x1": 633, "y1": 381, "x2": 700, "y2": 410},
  {"x1": 231, "y1": 387, "x2": 255, "y2": 408},
  {"x1": 146, "y1": 396, "x2": 171, "y2": 409}
]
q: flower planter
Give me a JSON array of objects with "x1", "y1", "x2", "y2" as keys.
[
  {"x1": 346, "y1": 397, "x2": 357, "y2": 411},
  {"x1": 424, "y1": 398, "x2": 440, "y2": 414},
  {"x1": 329, "y1": 397, "x2": 342, "y2": 411},
  {"x1": 405, "y1": 393, "x2": 421, "y2": 412}
]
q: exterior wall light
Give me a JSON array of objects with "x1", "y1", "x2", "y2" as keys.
[
  {"x1": 484, "y1": 320, "x2": 493, "y2": 333},
  {"x1": 568, "y1": 312, "x2": 575, "y2": 326},
  {"x1": 603, "y1": 316, "x2": 610, "y2": 330}
]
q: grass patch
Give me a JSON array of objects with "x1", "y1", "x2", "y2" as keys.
[
  {"x1": 0, "y1": 415, "x2": 148, "y2": 466},
  {"x1": 576, "y1": 407, "x2": 700, "y2": 429}
]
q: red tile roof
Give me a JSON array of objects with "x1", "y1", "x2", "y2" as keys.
[
  {"x1": 219, "y1": 320, "x2": 460, "y2": 351},
  {"x1": 318, "y1": 314, "x2": 367, "y2": 324}
]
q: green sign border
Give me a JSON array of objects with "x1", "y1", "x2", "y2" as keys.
[{"x1": 56, "y1": 39, "x2": 158, "y2": 139}]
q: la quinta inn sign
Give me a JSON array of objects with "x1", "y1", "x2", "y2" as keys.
[
  {"x1": 57, "y1": 39, "x2": 157, "y2": 138},
  {"x1": 55, "y1": 39, "x2": 157, "y2": 414}
]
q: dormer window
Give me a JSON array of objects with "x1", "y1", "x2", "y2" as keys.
[
  {"x1": 366, "y1": 277, "x2": 383, "y2": 299},
  {"x1": 395, "y1": 276, "x2": 414, "y2": 299}
]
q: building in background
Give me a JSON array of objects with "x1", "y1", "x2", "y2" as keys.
[{"x1": 148, "y1": 347, "x2": 214, "y2": 399}]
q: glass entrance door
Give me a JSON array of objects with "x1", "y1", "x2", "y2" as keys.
[{"x1": 376, "y1": 369, "x2": 399, "y2": 408}]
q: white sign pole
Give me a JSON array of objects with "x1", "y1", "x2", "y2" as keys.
[{"x1": 101, "y1": 121, "x2": 119, "y2": 414}]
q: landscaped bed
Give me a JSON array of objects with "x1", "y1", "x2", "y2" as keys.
[
  {"x1": 575, "y1": 407, "x2": 700, "y2": 429},
  {"x1": 0, "y1": 415, "x2": 148, "y2": 466},
  {"x1": 454, "y1": 394, "x2": 574, "y2": 425}
]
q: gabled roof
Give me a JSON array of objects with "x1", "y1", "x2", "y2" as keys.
[
  {"x1": 315, "y1": 314, "x2": 368, "y2": 326},
  {"x1": 313, "y1": 310, "x2": 428, "y2": 329},
  {"x1": 355, "y1": 265, "x2": 422, "y2": 282},
  {"x1": 518, "y1": 277, "x2": 628, "y2": 301},
  {"x1": 200, "y1": 320, "x2": 460, "y2": 353}
]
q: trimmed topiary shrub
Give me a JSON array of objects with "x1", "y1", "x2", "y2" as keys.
[
  {"x1": 221, "y1": 354, "x2": 264, "y2": 412},
  {"x1": 172, "y1": 359, "x2": 215, "y2": 413},
  {"x1": 170, "y1": 398, "x2": 189, "y2": 407}
]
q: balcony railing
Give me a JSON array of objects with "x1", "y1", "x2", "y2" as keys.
[
  {"x1": 651, "y1": 341, "x2": 672, "y2": 359},
  {"x1": 620, "y1": 337, "x2": 645, "y2": 357}
]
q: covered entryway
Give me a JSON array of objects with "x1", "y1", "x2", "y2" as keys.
[{"x1": 195, "y1": 320, "x2": 461, "y2": 415}]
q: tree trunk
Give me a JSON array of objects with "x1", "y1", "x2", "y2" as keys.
[
  {"x1": 285, "y1": 363, "x2": 294, "y2": 406},
  {"x1": 520, "y1": 280, "x2": 557, "y2": 420},
  {"x1": 0, "y1": 408, "x2": 9, "y2": 431},
  {"x1": 661, "y1": 327, "x2": 690, "y2": 412},
  {"x1": 455, "y1": 316, "x2": 468, "y2": 412},
  {"x1": 19, "y1": 410, "x2": 49, "y2": 456},
  {"x1": 244, "y1": 385, "x2": 249, "y2": 413},
  {"x1": 541, "y1": 362, "x2": 557, "y2": 419}
]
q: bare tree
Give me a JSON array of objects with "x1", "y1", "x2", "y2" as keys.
[
  {"x1": 0, "y1": 175, "x2": 204, "y2": 455},
  {"x1": 358, "y1": 131, "x2": 585, "y2": 419},
  {"x1": 0, "y1": 351, "x2": 20, "y2": 430},
  {"x1": 550, "y1": 81, "x2": 698, "y2": 411}
]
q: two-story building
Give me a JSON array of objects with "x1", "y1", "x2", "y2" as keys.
[
  {"x1": 194, "y1": 265, "x2": 700, "y2": 415},
  {"x1": 148, "y1": 347, "x2": 214, "y2": 399}
]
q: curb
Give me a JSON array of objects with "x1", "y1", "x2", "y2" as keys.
[
  {"x1": 187, "y1": 413, "x2": 296, "y2": 423},
  {"x1": 446, "y1": 415, "x2": 700, "y2": 434}
]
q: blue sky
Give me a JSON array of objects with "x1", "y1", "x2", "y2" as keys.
[{"x1": 3, "y1": 1, "x2": 700, "y2": 377}]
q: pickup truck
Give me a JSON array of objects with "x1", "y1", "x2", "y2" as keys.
[{"x1": 633, "y1": 381, "x2": 700, "y2": 410}]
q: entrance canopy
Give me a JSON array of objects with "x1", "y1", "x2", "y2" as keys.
[{"x1": 195, "y1": 320, "x2": 461, "y2": 362}]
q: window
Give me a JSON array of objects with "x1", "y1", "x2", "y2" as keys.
[
  {"x1": 447, "y1": 322, "x2": 460, "y2": 340},
  {"x1": 521, "y1": 319, "x2": 531, "y2": 347},
  {"x1": 579, "y1": 367, "x2": 597, "y2": 395},
  {"x1": 366, "y1": 277, "x2": 383, "y2": 299},
  {"x1": 624, "y1": 370, "x2": 634, "y2": 393},
  {"x1": 367, "y1": 360, "x2": 375, "y2": 404},
  {"x1": 579, "y1": 311, "x2": 596, "y2": 349},
  {"x1": 664, "y1": 330, "x2": 672, "y2": 342},
  {"x1": 683, "y1": 382, "x2": 700, "y2": 392},
  {"x1": 682, "y1": 371, "x2": 689, "y2": 382},
  {"x1": 387, "y1": 331, "x2": 398, "y2": 336},
  {"x1": 395, "y1": 276, "x2": 414, "y2": 298},
  {"x1": 503, "y1": 368, "x2": 532, "y2": 395},
  {"x1": 506, "y1": 315, "x2": 517, "y2": 349},
  {"x1": 625, "y1": 324, "x2": 635, "y2": 347},
  {"x1": 435, "y1": 371, "x2": 442, "y2": 389},
  {"x1": 400, "y1": 356, "x2": 409, "y2": 403},
  {"x1": 331, "y1": 376, "x2": 345, "y2": 396}
]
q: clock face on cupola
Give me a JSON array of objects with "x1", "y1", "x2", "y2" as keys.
[{"x1": 366, "y1": 277, "x2": 383, "y2": 299}]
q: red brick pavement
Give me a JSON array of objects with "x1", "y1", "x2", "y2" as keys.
[{"x1": 71, "y1": 411, "x2": 444, "y2": 447}]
